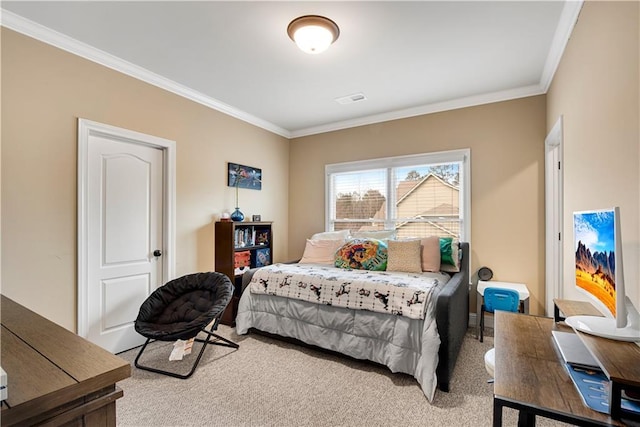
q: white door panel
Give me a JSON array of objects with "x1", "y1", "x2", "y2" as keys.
[
  {"x1": 545, "y1": 116, "x2": 563, "y2": 316},
  {"x1": 102, "y1": 153, "x2": 152, "y2": 265},
  {"x1": 102, "y1": 274, "x2": 150, "y2": 330},
  {"x1": 87, "y1": 136, "x2": 163, "y2": 352}
]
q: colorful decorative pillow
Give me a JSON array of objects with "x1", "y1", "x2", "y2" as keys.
[
  {"x1": 334, "y1": 238, "x2": 388, "y2": 271},
  {"x1": 350, "y1": 230, "x2": 397, "y2": 241},
  {"x1": 311, "y1": 229, "x2": 351, "y2": 241},
  {"x1": 440, "y1": 237, "x2": 461, "y2": 273},
  {"x1": 420, "y1": 236, "x2": 441, "y2": 272},
  {"x1": 387, "y1": 239, "x2": 422, "y2": 273},
  {"x1": 299, "y1": 239, "x2": 345, "y2": 264}
]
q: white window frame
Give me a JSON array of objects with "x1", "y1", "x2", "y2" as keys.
[{"x1": 325, "y1": 149, "x2": 471, "y2": 242}]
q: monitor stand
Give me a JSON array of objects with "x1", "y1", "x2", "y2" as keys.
[{"x1": 565, "y1": 299, "x2": 640, "y2": 342}]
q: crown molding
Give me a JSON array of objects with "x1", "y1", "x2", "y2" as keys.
[
  {"x1": 540, "y1": 0, "x2": 584, "y2": 92},
  {"x1": 292, "y1": 0, "x2": 582, "y2": 139},
  {"x1": 0, "y1": 9, "x2": 291, "y2": 138},
  {"x1": 2, "y1": 2, "x2": 581, "y2": 140},
  {"x1": 289, "y1": 84, "x2": 545, "y2": 138}
]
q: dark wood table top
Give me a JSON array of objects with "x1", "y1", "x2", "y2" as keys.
[
  {"x1": 494, "y1": 311, "x2": 625, "y2": 426},
  {"x1": 554, "y1": 298, "x2": 604, "y2": 318},
  {"x1": 1, "y1": 294, "x2": 131, "y2": 425}
]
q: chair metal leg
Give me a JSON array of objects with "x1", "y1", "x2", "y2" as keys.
[
  {"x1": 134, "y1": 317, "x2": 238, "y2": 379},
  {"x1": 135, "y1": 336, "x2": 211, "y2": 379},
  {"x1": 197, "y1": 331, "x2": 239, "y2": 349}
]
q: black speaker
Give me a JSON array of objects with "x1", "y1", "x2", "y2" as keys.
[{"x1": 478, "y1": 266, "x2": 493, "y2": 281}]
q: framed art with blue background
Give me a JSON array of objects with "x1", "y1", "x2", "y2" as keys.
[
  {"x1": 254, "y1": 248, "x2": 271, "y2": 267},
  {"x1": 228, "y1": 163, "x2": 262, "y2": 190}
]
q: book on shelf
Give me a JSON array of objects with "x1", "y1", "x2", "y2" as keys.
[
  {"x1": 256, "y1": 230, "x2": 270, "y2": 245},
  {"x1": 234, "y1": 227, "x2": 258, "y2": 248},
  {"x1": 234, "y1": 250, "x2": 251, "y2": 275}
]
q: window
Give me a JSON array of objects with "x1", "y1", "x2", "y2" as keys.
[{"x1": 325, "y1": 149, "x2": 470, "y2": 241}]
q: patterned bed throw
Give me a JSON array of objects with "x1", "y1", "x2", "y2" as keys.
[{"x1": 249, "y1": 263, "x2": 448, "y2": 319}]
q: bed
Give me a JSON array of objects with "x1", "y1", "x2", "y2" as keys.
[{"x1": 236, "y1": 241, "x2": 469, "y2": 401}]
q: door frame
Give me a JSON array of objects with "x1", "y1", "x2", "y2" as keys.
[
  {"x1": 77, "y1": 118, "x2": 176, "y2": 338},
  {"x1": 545, "y1": 116, "x2": 563, "y2": 316}
]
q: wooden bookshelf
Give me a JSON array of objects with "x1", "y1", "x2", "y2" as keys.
[{"x1": 215, "y1": 221, "x2": 273, "y2": 325}]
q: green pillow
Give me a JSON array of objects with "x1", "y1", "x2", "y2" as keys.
[
  {"x1": 440, "y1": 237, "x2": 461, "y2": 273},
  {"x1": 440, "y1": 237, "x2": 455, "y2": 265}
]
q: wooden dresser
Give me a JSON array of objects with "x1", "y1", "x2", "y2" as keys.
[{"x1": 1, "y1": 295, "x2": 131, "y2": 426}]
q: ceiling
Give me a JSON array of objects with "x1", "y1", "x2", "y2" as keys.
[{"x1": 1, "y1": 1, "x2": 582, "y2": 138}]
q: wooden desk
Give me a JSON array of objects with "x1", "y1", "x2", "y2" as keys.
[
  {"x1": 554, "y1": 299, "x2": 640, "y2": 421},
  {"x1": 1, "y1": 295, "x2": 131, "y2": 426},
  {"x1": 493, "y1": 311, "x2": 634, "y2": 426}
]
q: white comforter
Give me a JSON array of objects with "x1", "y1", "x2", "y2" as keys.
[
  {"x1": 248, "y1": 263, "x2": 448, "y2": 320},
  {"x1": 236, "y1": 264, "x2": 448, "y2": 401}
]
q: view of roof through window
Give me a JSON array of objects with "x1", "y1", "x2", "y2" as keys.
[{"x1": 330, "y1": 162, "x2": 461, "y2": 239}]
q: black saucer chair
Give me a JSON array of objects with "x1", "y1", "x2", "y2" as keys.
[{"x1": 134, "y1": 272, "x2": 239, "y2": 379}]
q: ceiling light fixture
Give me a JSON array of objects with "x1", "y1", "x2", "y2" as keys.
[{"x1": 287, "y1": 15, "x2": 340, "y2": 55}]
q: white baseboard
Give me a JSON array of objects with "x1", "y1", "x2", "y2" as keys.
[
  {"x1": 468, "y1": 312, "x2": 494, "y2": 331},
  {"x1": 469, "y1": 312, "x2": 477, "y2": 328}
]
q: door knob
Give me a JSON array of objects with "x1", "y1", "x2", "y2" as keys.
[{"x1": 153, "y1": 249, "x2": 162, "y2": 257}]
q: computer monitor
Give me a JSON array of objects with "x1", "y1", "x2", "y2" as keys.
[{"x1": 566, "y1": 207, "x2": 639, "y2": 342}]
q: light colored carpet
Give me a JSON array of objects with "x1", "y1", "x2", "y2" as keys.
[{"x1": 116, "y1": 326, "x2": 567, "y2": 426}]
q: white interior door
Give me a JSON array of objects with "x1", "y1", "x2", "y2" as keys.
[
  {"x1": 545, "y1": 116, "x2": 563, "y2": 316},
  {"x1": 78, "y1": 119, "x2": 176, "y2": 353}
]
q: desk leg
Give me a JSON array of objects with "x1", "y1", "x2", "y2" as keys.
[
  {"x1": 609, "y1": 381, "x2": 622, "y2": 420},
  {"x1": 517, "y1": 410, "x2": 536, "y2": 427},
  {"x1": 494, "y1": 398, "x2": 536, "y2": 427},
  {"x1": 553, "y1": 304, "x2": 562, "y2": 322},
  {"x1": 493, "y1": 398, "x2": 503, "y2": 427},
  {"x1": 476, "y1": 295, "x2": 482, "y2": 339}
]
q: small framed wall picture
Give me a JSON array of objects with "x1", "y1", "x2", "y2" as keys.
[
  {"x1": 228, "y1": 162, "x2": 262, "y2": 190},
  {"x1": 252, "y1": 215, "x2": 261, "y2": 222}
]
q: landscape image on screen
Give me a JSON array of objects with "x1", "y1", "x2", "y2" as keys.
[{"x1": 574, "y1": 210, "x2": 617, "y2": 316}]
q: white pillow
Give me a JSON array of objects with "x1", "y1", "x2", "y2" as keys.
[
  {"x1": 310, "y1": 229, "x2": 351, "y2": 241},
  {"x1": 350, "y1": 230, "x2": 397, "y2": 240},
  {"x1": 299, "y1": 239, "x2": 345, "y2": 264}
]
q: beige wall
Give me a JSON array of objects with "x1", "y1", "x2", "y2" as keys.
[
  {"x1": 4, "y1": 1, "x2": 637, "y2": 329},
  {"x1": 1, "y1": 29, "x2": 290, "y2": 330},
  {"x1": 547, "y1": 1, "x2": 640, "y2": 310},
  {"x1": 290, "y1": 96, "x2": 548, "y2": 315}
]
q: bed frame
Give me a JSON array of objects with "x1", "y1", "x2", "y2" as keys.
[
  {"x1": 434, "y1": 241, "x2": 469, "y2": 391},
  {"x1": 240, "y1": 242, "x2": 470, "y2": 393}
]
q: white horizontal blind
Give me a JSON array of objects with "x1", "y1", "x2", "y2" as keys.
[
  {"x1": 325, "y1": 149, "x2": 470, "y2": 241},
  {"x1": 329, "y1": 168, "x2": 387, "y2": 232}
]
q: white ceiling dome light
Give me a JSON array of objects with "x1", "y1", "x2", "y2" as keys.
[{"x1": 287, "y1": 15, "x2": 340, "y2": 55}]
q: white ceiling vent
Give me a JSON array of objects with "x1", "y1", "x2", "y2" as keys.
[{"x1": 335, "y1": 92, "x2": 367, "y2": 105}]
